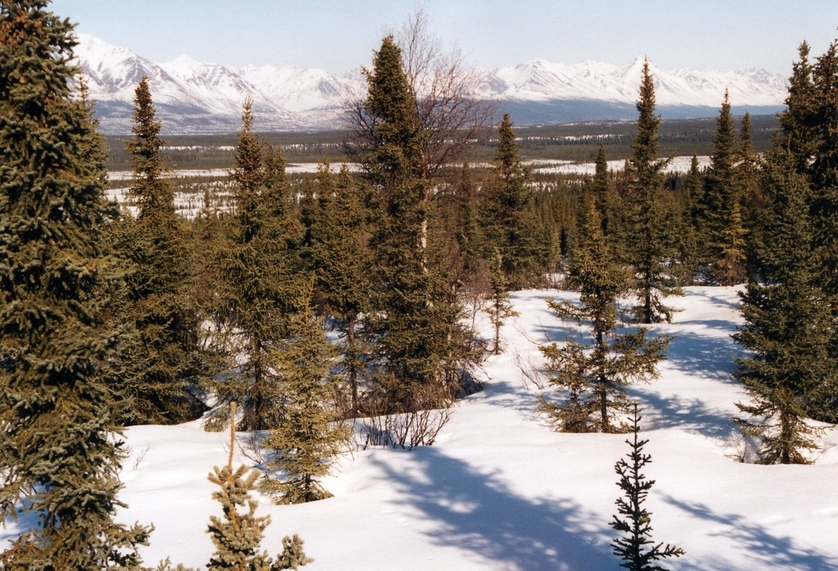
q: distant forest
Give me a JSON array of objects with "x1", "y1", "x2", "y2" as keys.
[{"x1": 103, "y1": 114, "x2": 779, "y2": 172}]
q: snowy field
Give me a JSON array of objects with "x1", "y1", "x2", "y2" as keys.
[
  {"x1": 5, "y1": 286, "x2": 837, "y2": 570},
  {"x1": 530, "y1": 155, "x2": 712, "y2": 175}
]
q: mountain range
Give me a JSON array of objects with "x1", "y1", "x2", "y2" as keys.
[{"x1": 74, "y1": 34, "x2": 788, "y2": 135}]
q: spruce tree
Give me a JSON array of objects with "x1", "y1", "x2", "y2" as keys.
[
  {"x1": 479, "y1": 114, "x2": 546, "y2": 288},
  {"x1": 259, "y1": 280, "x2": 351, "y2": 503},
  {"x1": 673, "y1": 154, "x2": 702, "y2": 284},
  {"x1": 113, "y1": 76, "x2": 208, "y2": 425},
  {"x1": 626, "y1": 60, "x2": 682, "y2": 323},
  {"x1": 485, "y1": 250, "x2": 518, "y2": 355},
  {"x1": 541, "y1": 198, "x2": 669, "y2": 433},
  {"x1": 359, "y1": 36, "x2": 472, "y2": 412},
  {"x1": 733, "y1": 151, "x2": 832, "y2": 463},
  {"x1": 211, "y1": 101, "x2": 298, "y2": 431},
  {"x1": 207, "y1": 404, "x2": 312, "y2": 570},
  {"x1": 701, "y1": 91, "x2": 747, "y2": 285},
  {"x1": 590, "y1": 141, "x2": 623, "y2": 258},
  {"x1": 0, "y1": 1, "x2": 151, "y2": 566},
  {"x1": 611, "y1": 405, "x2": 685, "y2": 570},
  {"x1": 309, "y1": 163, "x2": 370, "y2": 415}
]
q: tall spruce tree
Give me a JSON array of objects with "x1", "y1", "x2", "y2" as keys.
[
  {"x1": 611, "y1": 405, "x2": 685, "y2": 569},
  {"x1": 479, "y1": 114, "x2": 546, "y2": 288},
  {"x1": 701, "y1": 91, "x2": 747, "y2": 285},
  {"x1": 626, "y1": 60, "x2": 682, "y2": 323},
  {"x1": 259, "y1": 281, "x2": 351, "y2": 504},
  {"x1": 733, "y1": 152, "x2": 832, "y2": 464},
  {"x1": 309, "y1": 163, "x2": 370, "y2": 415},
  {"x1": 113, "y1": 76, "x2": 208, "y2": 425},
  {"x1": 743, "y1": 39, "x2": 838, "y2": 424},
  {"x1": 211, "y1": 101, "x2": 298, "y2": 431},
  {"x1": 0, "y1": 1, "x2": 151, "y2": 566},
  {"x1": 540, "y1": 198, "x2": 669, "y2": 433},
  {"x1": 359, "y1": 36, "x2": 472, "y2": 412}
]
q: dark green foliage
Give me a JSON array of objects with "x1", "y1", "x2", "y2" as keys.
[
  {"x1": 735, "y1": 38, "x2": 838, "y2": 434},
  {"x1": 479, "y1": 114, "x2": 548, "y2": 288},
  {"x1": 210, "y1": 101, "x2": 300, "y2": 431},
  {"x1": 540, "y1": 199, "x2": 669, "y2": 433},
  {"x1": 0, "y1": 0, "x2": 151, "y2": 566},
  {"x1": 625, "y1": 61, "x2": 682, "y2": 323},
  {"x1": 701, "y1": 91, "x2": 747, "y2": 285},
  {"x1": 207, "y1": 404, "x2": 312, "y2": 570},
  {"x1": 359, "y1": 35, "x2": 474, "y2": 412},
  {"x1": 589, "y1": 142, "x2": 624, "y2": 258},
  {"x1": 733, "y1": 152, "x2": 832, "y2": 464},
  {"x1": 611, "y1": 405, "x2": 685, "y2": 570},
  {"x1": 672, "y1": 154, "x2": 701, "y2": 284},
  {"x1": 112, "y1": 76, "x2": 208, "y2": 425},
  {"x1": 485, "y1": 250, "x2": 518, "y2": 355},
  {"x1": 308, "y1": 162, "x2": 371, "y2": 415},
  {"x1": 358, "y1": 35, "x2": 424, "y2": 187},
  {"x1": 259, "y1": 281, "x2": 351, "y2": 504}
]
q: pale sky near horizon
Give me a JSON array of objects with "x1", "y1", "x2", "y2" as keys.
[{"x1": 49, "y1": 0, "x2": 838, "y2": 77}]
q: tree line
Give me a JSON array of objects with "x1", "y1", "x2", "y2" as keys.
[{"x1": 1, "y1": 0, "x2": 837, "y2": 567}]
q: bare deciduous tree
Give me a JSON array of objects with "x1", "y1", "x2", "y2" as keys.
[{"x1": 345, "y1": 7, "x2": 495, "y2": 183}]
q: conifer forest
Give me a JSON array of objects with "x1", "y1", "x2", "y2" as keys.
[{"x1": 2, "y1": 1, "x2": 838, "y2": 569}]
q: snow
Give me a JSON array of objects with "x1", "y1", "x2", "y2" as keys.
[
  {"x1": 531, "y1": 155, "x2": 712, "y2": 175},
  {"x1": 3, "y1": 286, "x2": 837, "y2": 570},
  {"x1": 74, "y1": 34, "x2": 787, "y2": 135}
]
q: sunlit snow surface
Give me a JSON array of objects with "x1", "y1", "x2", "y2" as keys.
[{"x1": 4, "y1": 287, "x2": 838, "y2": 570}]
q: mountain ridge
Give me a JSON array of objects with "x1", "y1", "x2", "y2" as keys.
[{"x1": 74, "y1": 34, "x2": 787, "y2": 134}]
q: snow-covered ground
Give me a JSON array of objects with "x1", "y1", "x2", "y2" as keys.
[
  {"x1": 4, "y1": 286, "x2": 837, "y2": 570},
  {"x1": 531, "y1": 155, "x2": 712, "y2": 175}
]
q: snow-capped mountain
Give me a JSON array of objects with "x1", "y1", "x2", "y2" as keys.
[{"x1": 73, "y1": 34, "x2": 787, "y2": 134}]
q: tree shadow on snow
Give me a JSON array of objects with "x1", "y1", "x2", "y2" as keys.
[
  {"x1": 370, "y1": 448, "x2": 614, "y2": 571},
  {"x1": 665, "y1": 496, "x2": 838, "y2": 571},
  {"x1": 633, "y1": 389, "x2": 735, "y2": 440},
  {"x1": 665, "y1": 325, "x2": 745, "y2": 383}
]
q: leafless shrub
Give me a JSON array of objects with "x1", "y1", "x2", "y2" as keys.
[{"x1": 361, "y1": 406, "x2": 453, "y2": 451}]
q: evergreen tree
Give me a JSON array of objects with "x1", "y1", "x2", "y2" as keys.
[
  {"x1": 701, "y1": 91, "x2": 747, "y2": 285},
  {"x1": 113, "y1": 76, "x2": 208, "y2": 425},
  {"x1": 309, "y1": 163, "x2": 370, "y2": 415},
  {"x1": 359, "y1": 36, "x2": 472, "y2": 412},
  {"x1": 540, "y1": 198, "x2": 669, "y2": 433},
  {"x1": 479, "y1": 114, "x2": 547, "y2": 288},
  {"x1": 673, "y1": 154, "x2": 702, "y2": 284},
  {"x1": 738, "y1": 42, "x2": 838, "y2": 424},
  {"x1": 736, "y1": 113, "x2": 763, "y2": 277},
  {"x1": 589, "y1": 141, "x2": 623, "y2": 257},
  {"x1": 733, "y1": 151, "x2": 833, "y2": 463},
  {"x1": 485, "y1": 250, "x2": 518, "y2": 355},
  {"x1": 259, "y1": 280, "x2": 351, "y2": 504},
  {"x1": 611, "y1": 405, "x2": 685, "y2": 570},
  {"x1": 207, "y1": 404, "x2": 312, "y2": 570},
  {"x1": 0, "y1": 1, "x2": 151, "y2": 566},
  {"x1": 211, "y1": 101, "x2": 298, "y2": 431},
  {"x1": 626, "y1": 60, "x2": 682, "y2": 323}
]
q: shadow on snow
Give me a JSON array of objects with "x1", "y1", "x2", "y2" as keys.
[
  {"x1": 665, "y1": 496, "x2": 838, "y2": 571},
  {"x1": 370, "y1": 448, "x2": 614, "y2": 571}
]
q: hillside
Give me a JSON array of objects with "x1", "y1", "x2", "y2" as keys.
[{"x1": 4, "y1": 286, "x2": 834, "y2": 570}]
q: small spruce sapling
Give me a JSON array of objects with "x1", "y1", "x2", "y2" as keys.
[
  {"x1": 259, "y1": 279, "x2": 351, "y2": 504},
  {"x1": 611, "y1": 404, "x2": 684, "y2": 570},
  {"x1": 485, "y1": 250, "x2": 519, "y2": 355},
  {"x1": 207, "y1": 403, "x2": 312, "y2": 570}
]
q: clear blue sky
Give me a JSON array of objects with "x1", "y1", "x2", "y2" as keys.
[{"x1": 50, "y1": 0, "x2": 838, "y2": 76}]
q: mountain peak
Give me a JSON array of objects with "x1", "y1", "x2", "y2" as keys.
[{"x1": 73, "y1": 35, "x2": 787, "y2": 134}]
